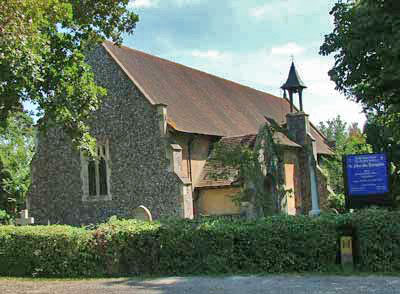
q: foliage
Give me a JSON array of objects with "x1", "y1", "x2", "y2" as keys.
[
  {"x1": 0, "y1": 216, "x2": 338, "y2": 277},
  {"x1": 337, "y1": 209, "x2": 400, "y2": 272},
  {"x1": 318, "y1": 116, "x2": 347, "y2": 195},
  {"x1": 0, "y1": 112, "x2": 35, "y2": 214},
  {"x1": 318, "y1": 115, "x2": 348, "y2": 151},
  {"x1": 364, "y1": 113, "x2": 400, "y2": 205},
  {"x1": 0, "y1": 0, "x2": 139, "y2": 151},
  {"x1": 320, "y1": 0, "x2": 400, "y2": 205},
  {"x1": 327, "y1": 193, "x2": 345, "y2": 214},
  {"x1": 2, "y1": 210, "x2": 400, "y2": 277},
  {"x1": 0, "y1": 210, "x2": 11, "y2": 225},
  {"x1": 318, "y1": 115, "x2": 371, "y2": 212},
  {"x1": 211, "y1": 122, "x2": 288, "y2": 217},
  {"x1": 0, "y1": 225, "x2": 100, "y2": 277},
  {"x1": 320, "y1": 0, "x2": 400, "y2": 109}
]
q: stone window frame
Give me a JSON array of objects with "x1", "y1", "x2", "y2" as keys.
[{"x1": 81, "y1": 139, "x2": 112, "y2": 202}]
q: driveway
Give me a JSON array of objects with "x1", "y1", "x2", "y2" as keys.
[{"x1": 0, "y1": 275, "x2": 399, "y2": 294}]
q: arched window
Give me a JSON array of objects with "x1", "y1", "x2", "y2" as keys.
[
  {"x1": 88, "y1": 159, "x2": 97, "y2": 196},
  {"x1": 99, "y1": 157, "x2": 108, "y2": 196},
  {"x1": 81, "y1": 140, "x2": 111, "y2": 201}
]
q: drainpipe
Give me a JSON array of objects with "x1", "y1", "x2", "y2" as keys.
[
  {"x1": 188, "y1": 137, "x2": 195, "y2": 216},
  {"x1": 308, "y1": 154, "x2": 320, "y2": 216},
  {"x1": 188, "y1": 137, "x2": 194, "y2": 185}
]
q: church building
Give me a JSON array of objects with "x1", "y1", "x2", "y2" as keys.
[{"x1": 28, "y1": 41, "x2": 333, "y2": 225}]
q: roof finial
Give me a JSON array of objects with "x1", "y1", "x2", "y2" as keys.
[{"x1": 290, "y1": 55, "x2": 294, "y2": 62}]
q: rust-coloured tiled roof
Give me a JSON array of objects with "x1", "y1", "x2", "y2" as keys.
[
  {"x1": 219, "y1": 133, "x2": 301, "y2": 149},
  {"x1": 220, "y1": 134, "x2": 257, "y2": 148},
  {"x1": 196, "y1": 133, "x2": 300, "y2": 188},
  {"x1": 102, "y1": 41, "x2": 333, "y2": 155},
  {"x1": 196, "y1": 159, "x2": 235, "y2": 188}
]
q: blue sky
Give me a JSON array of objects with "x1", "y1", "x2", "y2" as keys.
[{"x1": 123, "y1": 0, "x2": 365, "y2": 128}]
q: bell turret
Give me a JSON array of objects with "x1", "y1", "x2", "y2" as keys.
[{"x1": 281, "y1": 62, "x2": 307, "y2": 112}]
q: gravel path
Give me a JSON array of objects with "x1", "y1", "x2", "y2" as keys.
[{"x1": 1, "y1": 275, "x2": 399, "y2": 294}]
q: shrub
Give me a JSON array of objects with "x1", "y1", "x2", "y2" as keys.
[
  {"x1": 327, "y1": 193, "x2": 346, "y2": 213},
  {"x1": 0, "y1": 225, "x2": 100, "y2": 277},
  {"x1": 340, "y1": 209, "x2": 400, "y2": 272},
  {"x1": 93, "y1": 218, "x2": 161, "y2": 276},
  {"x1": 0, "y1": 210, "x2": 11, "y2": 225},
  {"x1": 155, "y1": 216, "x2": 338, "y2": 274},
  {"x1": 4, "y1": 210, "x2": 400, "y2": 277},
  {"x1": 0, "y1": 215, "x2": 337, "y2": 277}
]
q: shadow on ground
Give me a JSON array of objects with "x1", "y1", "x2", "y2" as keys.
[
  {"x1": 1, "y1": 275, "x2": 400, "y2": 294},
  {"x1": 101, "y1": 275, "x2": 400, "y2": 294}
]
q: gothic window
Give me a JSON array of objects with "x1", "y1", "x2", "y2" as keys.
[
  {"x1": 88, "y1": 159, "x2": 97, "y2": 196},
  {"x1": 81, "y1": 140, "x2": 112, "y2": 201}
]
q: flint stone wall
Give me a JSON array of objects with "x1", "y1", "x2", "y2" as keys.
[{"x1": 28, "y1": 46, "x2": 182, "y2": 225}]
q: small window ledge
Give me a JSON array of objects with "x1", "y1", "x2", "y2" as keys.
[{"x1": 82, "y1": 194, "x2": 112, "y2": 202}]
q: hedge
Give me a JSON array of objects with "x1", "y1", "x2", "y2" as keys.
[
  {"x1": 0, "y1": 225, "x2": 101, "y2": 277},
  {"x1": 0, "y1": 210, "x2": 399, "y2": 277},
  {"x1": 337, "y1": 209, "x2": 400, "y2": 272},
  {"x1": 0, "y1": 215, "x2": 338, "y2": 277}
]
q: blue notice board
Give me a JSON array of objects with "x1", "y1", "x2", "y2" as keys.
[{"x1": 346, "y1": 153, "x2": 389, "y2": 196}]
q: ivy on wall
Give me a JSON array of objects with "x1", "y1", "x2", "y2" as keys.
[{"x1": 211, "y1": 121, "x2": 290, "y2": 217}]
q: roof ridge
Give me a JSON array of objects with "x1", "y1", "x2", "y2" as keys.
[
  {"x1": 104, "y1": 40, "x2": 287, "y2": 105},
  {"x1": 101, "y1": 41, "x2": 332, "y2": 155},
  {"x1": 222, "y1": 133, "x2": 257, "y2": 139}
]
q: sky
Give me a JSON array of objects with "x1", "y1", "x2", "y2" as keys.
[{"x1": 124, "y1": 0, "x2": 366, "y2": 129}]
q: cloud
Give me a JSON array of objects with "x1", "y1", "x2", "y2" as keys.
[
  {"x1": 174, "y1": 0, "x2": 203, "y2": 7},
  {"x1": 248, "y1": 0, "x2": 327, "y2": 21},
  {"x1": 249, "y1": 5, "x2": 272, "y2": 19},
  {"x1": 249, "y1": 1, "x2": 294, "y2": 20},
  {"x1": 191, "y1": 50, "x2": 224, "y2": 59},
  {"x1": 128, "y1": 0, "x2": 201, "y2": 9},
  {"x1": 128, "y1": 0, "x2": 159, "y2": 9},
  {"x1": 271, "y1": 42, "x2": 305, "y2": 56}
]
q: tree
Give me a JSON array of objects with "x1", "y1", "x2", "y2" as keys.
[
  {"x1": 320, "y1": 0, "x2": 400, "y2": 111},
  {"x1": 364, "y1": 113, "x2": 400, "y2": 205},
  {"x1": 0, "y1": 112, "x2": 35, "y2": 215},
  {"x1": 318, "y1": 115, "x2": 348, "y2": 155},
  {"x1": 0, "y1": 0, "x2": 139, "y2": 151},
  {"x1": 318, "y1": 116, "x2": 348, "y2": 195},
  {"x1": 318, "y1": 115, "x2": 371, "y2": 212},
  {"x1": 320, "y1": 0, "x2": 400, "y2": 205}
]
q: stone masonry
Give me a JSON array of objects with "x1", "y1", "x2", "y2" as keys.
[
  {"x1": 28, "y1": 46, "x2": 187, "y2": 225},
  {"x1": 286, "y1": 112, "x2": 329, "y2": 214}
]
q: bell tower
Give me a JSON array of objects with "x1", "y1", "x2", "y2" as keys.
[
  {"x1": 281, "y1": 60, "x2": 321, "y2": 216},
  {"x1": 281, "y1": 61, "x2": 307, "y2": 112}
]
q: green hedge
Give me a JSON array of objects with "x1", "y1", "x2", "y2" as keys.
[
  {"x1": 338, "y1": 209, "x2": 400, "y2": 272},
  {"x1": 0, "y1": 215, "x2": 338, "y2": 277},
  {"x1": 1, "y1": 210, "x2": 399, "y2": 277},
  {"x1": 0, "y1": 225, "x2": 100, "y2": 277},
  {"x1": 152, "y1": 216, "x2": 337, "y2": 275}
]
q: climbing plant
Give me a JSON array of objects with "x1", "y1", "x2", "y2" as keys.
[{"x1": 211, "y1": 121, "x2": 289, "y2": 217}]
